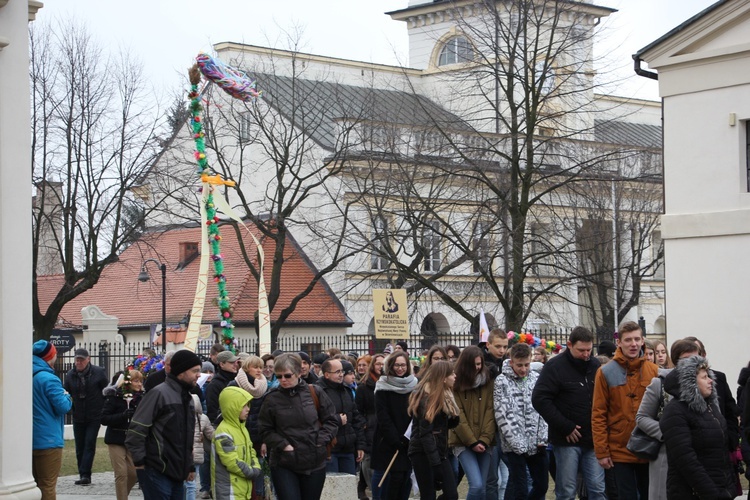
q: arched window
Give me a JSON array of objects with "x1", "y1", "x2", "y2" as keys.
[{"x1": 438, "y1": 36, "x2": 473, "y2": 66}]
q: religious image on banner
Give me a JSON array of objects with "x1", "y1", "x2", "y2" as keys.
[{"x1": 372, "y1": 289, "x2": 409, "y2": 339}]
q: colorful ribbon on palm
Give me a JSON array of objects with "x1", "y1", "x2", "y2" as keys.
[{"x1": 183, "y1": 54, "x2": 270, "y2": 355}]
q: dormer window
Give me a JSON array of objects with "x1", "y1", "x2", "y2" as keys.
[
  {"x1": 176, "y1": 242, "x2": 199, "y2": 270},
  {"x1": 438, "y1": 36, "x2": 473, "y2": 66}
]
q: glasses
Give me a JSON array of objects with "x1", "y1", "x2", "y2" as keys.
[
  {"x1": 276, "y1": 373, "x2": 295, "y2": 379},
  {"x1": 327, "y1": 370, "x2": 344, "y2": 375},
  {"x1": 432, "y1": 356, "x2": 445, "y2": 361},
  {"x1": 393, "y1": 363, "x2": 408, "y2": 368}
]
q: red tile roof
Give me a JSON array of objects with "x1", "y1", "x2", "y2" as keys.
[{"x1": 36, "y1": 224, "x2": 351, "y2": 328}]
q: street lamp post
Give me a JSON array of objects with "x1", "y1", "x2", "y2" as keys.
[{"x1": 138, "y1": 259, "x2": 167, "y2": 353}]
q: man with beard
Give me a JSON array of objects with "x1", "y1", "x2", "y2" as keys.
[
  {"x1": 126, "y1": 349, "x2": 202, "y2": 499},
  {"x1": 533, "y1": 327, "x2": 604, "y2": 499}
]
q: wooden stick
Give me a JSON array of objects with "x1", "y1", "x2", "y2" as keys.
[{"x1": 378, "y1": 450, "x2": 399, "y2": 488}]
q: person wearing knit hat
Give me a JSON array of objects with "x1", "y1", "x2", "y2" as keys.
[
  {"x1": 170, "y1": 349, "x2": 202, "y2": 377},
  {"x1": 299, "y1": 352, "x2": 318, "y2": 385},
  {"x1": 32, "y1": 339, "x2": 73, "y2": 498},
  {"x1": 395, "y1": 341, "x2": 408, "y2": 354},
  {"x1": 383, "y1": 343, "x2": 394, "y2": 355},
  {"x1": 126, "y1": 349, "x2": 201, "y2": 498}
]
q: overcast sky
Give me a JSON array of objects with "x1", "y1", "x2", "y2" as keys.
[{"x1": 36, "y1": 0, "x2": 716, "y2": 102}]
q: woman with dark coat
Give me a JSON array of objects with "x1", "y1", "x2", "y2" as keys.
[
  {"x1": 258, "y1": 353, "x2": 338, "y2": 500},
  {"x1": 101, "y1": 370, "x2": 144, "y2": 500},
  {"x1": 408, "y1": 360, "x2": 460, "y2": 500},
  {"x1": 371, "y1": 351, "x2": 418, "y2": 500},
  {"x1": 356, "y1": 353, "x2": 385, "y2": 500},
  {"x1": 660, "y1": 355, "x2": 735, "y2": 500}
]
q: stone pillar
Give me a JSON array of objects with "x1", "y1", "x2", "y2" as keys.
[
  {"x1": 81, "y1": 306, "x2": 120, "y2": 380},
  {"x1": 0, "y1": 1, "x2": 43, "y2": 499},
  {"x1": 81, "y1": 305, "x2": 120, "y2": 344}
]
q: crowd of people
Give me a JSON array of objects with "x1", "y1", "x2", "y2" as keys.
[{"x1": 30, "y1": 322, "x2": 750, "y2": 500}]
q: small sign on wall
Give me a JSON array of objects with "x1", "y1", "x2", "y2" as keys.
[{"x1": 372, "y1": 289, "x2": 409, "y2": 339}]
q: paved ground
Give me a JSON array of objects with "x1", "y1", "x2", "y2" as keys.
[
  {"x1": 56, "y1": 473, "x2": 749, "y2": 499},
  {"x1": 57, "y1": 472, "x2": 141, "y2": 499}
]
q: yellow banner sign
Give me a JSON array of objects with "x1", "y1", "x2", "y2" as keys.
[{"x1": 373, "y1": 289, "x2": 409, "y2": 339}]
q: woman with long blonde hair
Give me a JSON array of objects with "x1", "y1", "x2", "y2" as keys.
[{"x1": 408, "y1": 361, "x2": 460, "y2": 500}]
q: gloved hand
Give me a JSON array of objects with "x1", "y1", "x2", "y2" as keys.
[
  {"x1": 432, "y1": 465, "x2": 443, "y2": 491},
  {"x1": 399, "y1": 436, "x2": 410, "y2": 452},
  {"x1": 247, "y1": 467, "x2": 262, "y2": 480},
  {"x1": 125, "y1": 408, "x2": 136, "y2": 420}
]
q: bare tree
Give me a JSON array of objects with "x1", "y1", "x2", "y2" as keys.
[
  {"x1": 347, "y1": 0, "x2": 660, "y2": 332},
  {"x1": 145, "y1": 44, "x2": 375, "y2": 348},
  {"x1": 30, "y1": 21, "x2": 170, "y2": 339},
  {"x1": 573, "y1": 150, "x2": 664, "y2": 336}
]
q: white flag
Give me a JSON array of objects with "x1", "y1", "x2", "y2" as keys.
[{"x1": 479, "y1": 308, "x2": 490, "y2": 343}]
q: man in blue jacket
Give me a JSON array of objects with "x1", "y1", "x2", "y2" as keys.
[{"x1": 33, "y1": 339, "x2": 73, "y2": 499}]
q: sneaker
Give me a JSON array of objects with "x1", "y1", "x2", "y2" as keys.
[
  {"x1": 199, "y1": 491, "x2": 212, "y2": 499},
  {"x1": 75, "y1": 477, "x2": 91, "y2": 485}
]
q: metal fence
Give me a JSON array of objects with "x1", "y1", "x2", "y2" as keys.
[
  {"x1": 54, "y1": 328, "x2": 580, "y2": 422},
  {"x1": 54, "y1": 327, "x2": 576, "y2": 384}
]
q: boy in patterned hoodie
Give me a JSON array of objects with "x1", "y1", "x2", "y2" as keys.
[
  {"x1": 212, "y1": 386, "x2": 262, "y2": 499},
  {"x1": 494, "y1": 342, "x2": 549, "y2": 500}
]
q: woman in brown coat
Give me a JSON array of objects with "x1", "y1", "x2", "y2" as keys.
[{"x1": 448, "y1": 345, "x2": 495, "y2": 500}]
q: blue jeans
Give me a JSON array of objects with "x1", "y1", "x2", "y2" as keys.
[
  {"x1": 458, "y1": 448, "x2": 492, "y2": 500},
  {"x1": 326, "y1": 452, "x2": 356, "y2": 474},
  {"x1": 553, "y1": 446, "x2": 606, "y2": 500},
  {"x1": 612, "y1": 461, "x2": 649, "y2": 500},
  {"x1": 73, "y1": 421, "x2": 101, "y2": 478},
  {"x1": 270, "y1": 466, "x2": 326, "y2": 500},
  {"x1": 199, "y1": 451, "x2": 210, "y2": 493},
  {"x1": 137, "y1": 467, "x2": 184, "y2": 500},
  {"x1": 505, "y1": 451, "x2": 548, "y2": 500}
]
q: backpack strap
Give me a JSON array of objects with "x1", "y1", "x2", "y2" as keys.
[{"x1": 309, "y1": 384, "x2": 320, "y2": 412}]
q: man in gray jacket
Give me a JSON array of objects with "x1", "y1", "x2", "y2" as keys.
[{"x1": 126, "y1": 349, "x2": 202, "y2": 499}]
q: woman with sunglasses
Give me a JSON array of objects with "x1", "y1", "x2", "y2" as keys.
[
  {"x1": 258, "y1": 353, "x2": 338, "y2": 500},
  {"x1": 408, "y1": 360, "x2": 461, "y2": 500},
  {"x1": 449, "y1": 345, "x2": 495, "y2": 500},
  {"x1": 371, "y1": 351, "x2": 418, "y2": 500}
]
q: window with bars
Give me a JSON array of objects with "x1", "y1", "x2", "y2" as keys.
[
  {"x1": 371, "y1": 216, "x2": 389, "y2": 270},
  {"x1": 472, "y1": 221, "x2": 491, "y2": 273},
  {"x1": 239, "y1": 113, "x2": 252, "y2": 142},
  {"x1": 438, "y1": 36, "x2": 473, "y2": 66},
  {"x1": 423, "y1": 220, "x2": 442, "y2": 272}
]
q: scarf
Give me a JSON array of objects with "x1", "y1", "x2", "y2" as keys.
[
  {"x1": 444, "y1": 389, "x2": 460, "y2": 417},
  {"x1": 235, "y1": 369, "x2": 268, "y2": 399},
  {"x1": 472, "y1": 371, "x2": 488, "y2": 389},
  {"x1": 375, "y1": 374, "x2": 417, "y2": 394}
]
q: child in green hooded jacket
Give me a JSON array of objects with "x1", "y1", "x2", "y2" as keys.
[{"x1": 212, "y1": 386, "x2": 262, "y2": 499}]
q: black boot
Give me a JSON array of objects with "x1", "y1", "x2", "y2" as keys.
[{"x1": 75, "y1": 476, "x2": 91, "y2": 485}]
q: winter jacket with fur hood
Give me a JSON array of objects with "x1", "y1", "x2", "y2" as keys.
[
  {"x1": 494, "y1": 359, "x2": 548, "y2": 455},
  {"x1": 660, "y1": 356, "x2": 734, "y2": 500}
]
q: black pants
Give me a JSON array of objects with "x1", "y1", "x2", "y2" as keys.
[
  {"x1": 612, "y1": 462, "x2": 648, "y2": 500},
  {"x1": 411, "y1": 455, "x2": 457, "y2": 500}
]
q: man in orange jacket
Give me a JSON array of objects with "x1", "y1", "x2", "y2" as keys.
[{"x1": 592, "y1": 321, "x2": 658, "y2": 500}]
